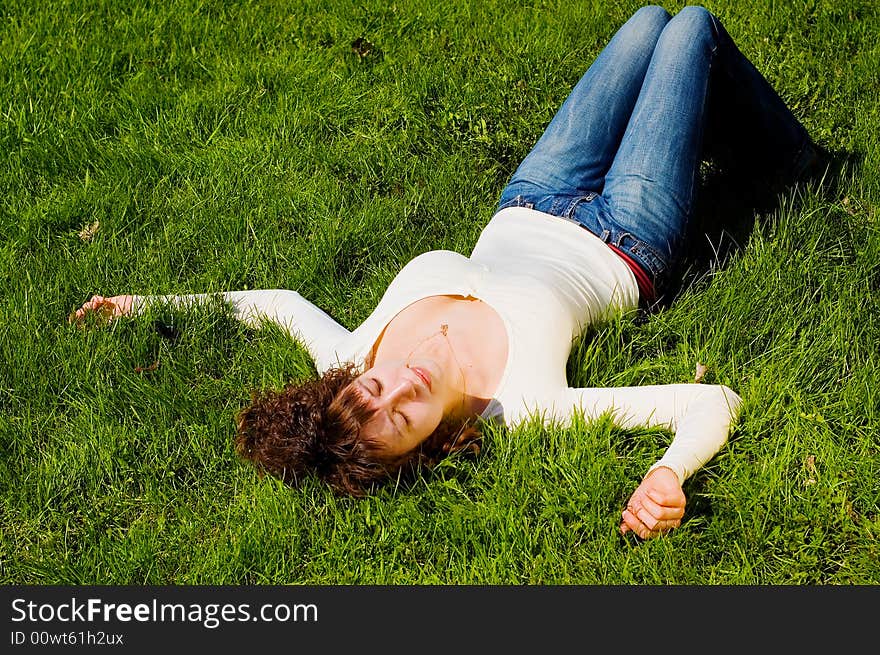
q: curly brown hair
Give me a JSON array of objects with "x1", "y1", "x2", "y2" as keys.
[{"x1": 233, "y1": 364, "x2": 481, "y2": 496}]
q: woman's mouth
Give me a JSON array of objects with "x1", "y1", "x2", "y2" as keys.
[{"x1": 411, "y1": 366, "x2": 432, "y2": 392}]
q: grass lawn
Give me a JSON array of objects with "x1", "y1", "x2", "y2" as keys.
[{"x1": 1, "y1": 0, "x2": 878, "y2": 584}]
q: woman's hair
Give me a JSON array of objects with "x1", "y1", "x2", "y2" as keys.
[{"x1": 233, "y1": 364, "x2": 481, "y2": 497}]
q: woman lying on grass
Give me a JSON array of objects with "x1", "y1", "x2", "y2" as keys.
[{"x1": 72, "y1": 5, "x2": 824, "y2": 539}]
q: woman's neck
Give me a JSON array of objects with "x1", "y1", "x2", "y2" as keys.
[{"x1": 367, "y1": 295, "x2": 508, "y2": 418}]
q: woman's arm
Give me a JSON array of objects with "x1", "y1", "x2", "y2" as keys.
[
  {"x1": 72, "y1": 290, "x2": 350, "y2": 372},
  {"x1": 550, "y1": 383, "x2": 743, "y2": 539},
  {"x1": 559, "y1": 382, "x2": 743, "y2": 483}
]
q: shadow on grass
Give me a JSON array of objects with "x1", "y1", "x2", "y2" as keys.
[{"x1": 658, "y1": 146, "x2": 864, "y2": 310}]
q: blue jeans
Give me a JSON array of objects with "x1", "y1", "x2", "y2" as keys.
[{"x1": 496, "y1": 5, "x2": 811, "y2": 300}]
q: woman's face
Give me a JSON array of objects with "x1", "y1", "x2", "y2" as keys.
[{"x1": 352, "y1": 357, "x2": 451, "y2": 457}]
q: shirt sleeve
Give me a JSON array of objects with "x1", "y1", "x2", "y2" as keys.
[
  {"x1": 554, "y1": 383, "x2": 743, "y2": 483},
  {"x1": 130, "y1": 289, "x2": 350, "y2": 373}
]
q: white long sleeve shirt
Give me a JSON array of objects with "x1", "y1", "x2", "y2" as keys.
[{"x1": 132, "y1": 206, "x2": 743, "y2": 483}]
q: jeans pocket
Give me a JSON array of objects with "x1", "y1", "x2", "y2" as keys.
[
  {"x1": 564, "y1": 192, "x2": 599, "y2": 218},
  {"x1": 497, "y1": 194, "x2": 536, "y2": 212}
]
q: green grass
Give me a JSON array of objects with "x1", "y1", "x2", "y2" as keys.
[{"x1": 2, "y1": 0, "x2": 878, "y2": 584}]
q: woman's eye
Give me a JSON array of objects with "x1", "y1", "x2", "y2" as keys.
[
  {"x1": 396, "y1": 410, "x2": 410, "y2": 427},
  {"x1": 372, "y1": 379, "x2": 383, "y2": 395}
]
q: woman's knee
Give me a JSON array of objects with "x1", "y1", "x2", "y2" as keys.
[
  {"x1": 674, "y1": 4, "x2": 717, "y2": 24},
  {"x1": 632, "y1": 4, "x2": 673, "y2": 26},
  {"x1": 613, "y1": 5, "x2": 671, "y2": 56},
  {"x1": 625, "y1": 5, "x2": 672, "y2": 37},
  {"x1": 659, "y1": 5, "x2": 719, "y2": 50}
]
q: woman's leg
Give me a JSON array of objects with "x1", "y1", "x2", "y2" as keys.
[
  {"x1": 601, "y1": 6, "x2": 811, "y2": 292},
  {"x1": 498, "y1": 4, "x2": 671, "y2": 205}
]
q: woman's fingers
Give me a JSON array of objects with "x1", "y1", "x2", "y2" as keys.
[
  {"x1": 625, "y1": 491, "x2": 676, "y2": 528},
  {"x1": 621, "y1": 490, "x2": 684, "y2": 537},
  {"x1": 637, "y1": 493, "x2": 685, "y2": 523},
  {"x1": 620, "y1": 508, "x2": 653, "y2": 538},
  {"x1": 619, "y1": 468, "x2": 687, "y2": 539},
  {"x1": 620, "y1": 508, "x2": 680, "y2": 539},
  {"x1": 636, "y1": 506, "x2": 682, "y2": 533},
  {"x1": 68, "y1": 295, "x2": 121, "y2": 324},
  {"x1": 646, "y1": 487, "x2": 685, "y2": 508}
]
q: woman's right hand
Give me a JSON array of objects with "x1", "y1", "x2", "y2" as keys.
[
  {"x1": 69, "y1": 294, "x2": 134, "y2": 324},
  {"x1": 619, "y1": 466, "x2": 686, "y2": 539}
]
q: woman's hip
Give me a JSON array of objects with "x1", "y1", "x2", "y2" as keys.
[{"x1": 496, "y1": 181, "x2": 678, "y2": 298}]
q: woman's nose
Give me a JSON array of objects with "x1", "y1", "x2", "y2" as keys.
[{"x1": 386, "y1": 378, "x2": 416, "y2": 403}]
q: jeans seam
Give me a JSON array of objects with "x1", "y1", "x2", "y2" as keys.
[
  {"x1": 565, "y1": 193, "x2": 599, "y2": 219},
  {"x1": 629, "y1": 241, "x2": 665, "y2": 278}
]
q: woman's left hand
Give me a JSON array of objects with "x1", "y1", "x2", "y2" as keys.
[
  {"x1": 69, "y1": 294, "x2": 134, "y2": 324},
  {"x1": 619, "y1": 466, "x2": 686, "y2": 539}
]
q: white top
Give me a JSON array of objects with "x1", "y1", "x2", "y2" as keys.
[{"x1": 132, "y1": 206, "x2": 743, "y2": 483}]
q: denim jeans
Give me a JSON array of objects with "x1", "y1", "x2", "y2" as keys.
[{"x1": 496, "y1": 5, "x2": 811, "y2": 298}]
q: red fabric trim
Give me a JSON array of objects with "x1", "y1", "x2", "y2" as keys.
[{"x1": 606, "y1": 244, "x2": 656, "y2": 303}]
